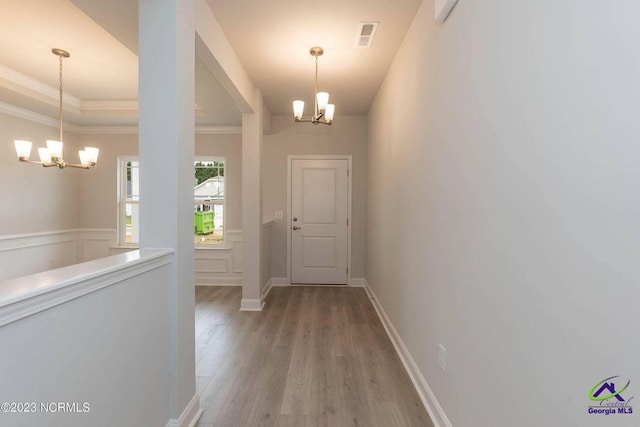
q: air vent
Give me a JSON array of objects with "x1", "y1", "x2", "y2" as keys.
[{"x1": 354, "y1": 22, "x2": 379, "y2": 48}]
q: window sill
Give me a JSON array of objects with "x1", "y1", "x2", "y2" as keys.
[
  {"x1": 111, "y1": 245, "x2": 138, "y2": 250},
  {"x1": 195, "y1": 245, "x2": 231, "y2": 251},
  {"x1": 112, "y1": 245, "x2": 231, "y2": 251}
]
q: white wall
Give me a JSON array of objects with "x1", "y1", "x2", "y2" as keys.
[
  {"x1": 0, "y1": 112, "x2": 82, "y2": 235},
  {"x1": 367, "y1": 1, "x2": 640, "y2": 427},
  {"x1": 0, "y1": 251, "x2": 172, "y2": 427},
  {"x1": 263, "y1": 116, "x2": 368, "y2": 279},
  {"x1": 0, "y1": 229, "x2": 114, "y2": 281}
]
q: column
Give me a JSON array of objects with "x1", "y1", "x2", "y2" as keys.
[{"x1": 139, "y1": 0, "x2": 196, "y2": 419}]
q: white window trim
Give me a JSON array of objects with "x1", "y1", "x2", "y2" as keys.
[
  {"x1": 117, "y1": 156, "x2": 139, "y2": 247},
  {"x1": 117, "y1": 156, "x2": 228, "y2": 248}
]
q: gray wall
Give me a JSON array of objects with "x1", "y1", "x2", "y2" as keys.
[
  {"x1": 77, "y1": 132, "x2": 243, "y2": 231},
  {"x1": 0, "y1": 112, "x2": 82, "y2": 235},
  {"x1": 0, "y1": 261, "x2": 171, "y2": 426},
  {"x1": 367, "y1": 1, "x2": 640, "y2": 426},
  {"x1": 263, "y1": 116, "x2": 368, "y2": 279}
]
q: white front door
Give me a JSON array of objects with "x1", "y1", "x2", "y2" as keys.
[{"x1": 291, "y1": 159, "x2": 349, "y2": 284}]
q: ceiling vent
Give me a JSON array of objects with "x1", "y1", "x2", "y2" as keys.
[{"x1": 354, "y1": 22, "x2": 379, "y2": 48}]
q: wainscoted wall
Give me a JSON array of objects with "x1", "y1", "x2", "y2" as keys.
[
  {"x1": 261, "y1": 221, "x2": 272, "y2": 299},
  {"x1": 0, "y1": 228, "x2": 245, "y2": 285},
  {"x1": 111, "y1": 230, "x2": 244, "y2": 285},
  {"x1": 0, "y1": 229, "x2": 115, "y2": 282},
  {"x1": 1, "y1": 226, "x2": 359, "y2": 288},
  {"x1": 192, "y1": 230, "x2": 243, "y2": 285}
]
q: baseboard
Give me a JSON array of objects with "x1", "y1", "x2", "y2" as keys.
[
  {"x1": 348, "y1": 277, "x2": 366, "y2": 287},
  {"x1": 195, "y1": 282, "x2": 242, "y2": 287},
  {"x1": 194, "y1": 276, "x2": 242, "y2": 286},
  {"x1": 165, "y1": 393, "x2": 202, "y2": 427},
  {"x1": 363, "y1": 280, "x2": 453, "y2": 427},
  {"x1": 240, "y1": 298, "x2": 264, "y2": 311},
  {"x1": 270, "y1": 277, "x2": 290, "y2": 286},
  {"x1": 262, "y1": 279, "x2": 273, "y2": 301}
]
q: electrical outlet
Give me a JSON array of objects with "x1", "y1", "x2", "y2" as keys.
[
  {"x1": 49, "y1": 259, "x2": 55, "y2": 269},
  {"x1": 274, "y1": 210, "x2": 284, "y2": 220},
  {"x1": 438, "y1": 344, "x2": 447, "y2": 372}
]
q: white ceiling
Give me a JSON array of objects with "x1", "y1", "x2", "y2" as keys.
[
  {"x1": 207, "y1": 0, "x2": 422, "y2": 115},
  {"x1": 0, "y1": 0, "x2": 422, "y2": 128}
]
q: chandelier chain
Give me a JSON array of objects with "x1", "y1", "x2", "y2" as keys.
[
  {"x1": 314, "y1": 56, "x2": 319, "y2": 117},
  {"x1": 58, "y1": 54, "x2": 64, "y2": 143}
]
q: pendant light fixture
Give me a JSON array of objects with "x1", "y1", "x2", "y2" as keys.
[
  {"x1": 292, "y1": 47, "x2": 335, "y2": 125},
  {"x1": 14, "y1": 48, "x2": 99, "y2": 169}
]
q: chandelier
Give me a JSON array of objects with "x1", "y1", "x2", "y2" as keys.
[
  {"x1": 14, "y1": 48, "x2": 99, "y2": 169},
  {"x1": 292, "y1": 47, "x2": 335, "y2": 125}
]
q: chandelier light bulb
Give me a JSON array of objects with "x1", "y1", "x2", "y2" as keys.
[
  {"x1": 14, "y1": 140, "x2": 32, "y2": 159},
  {"x1": 317, "y1": 92, "x2": 329, "y2": 112},
  {"x1": 84, "y1": 147, "x2": 100, "y2": 165},
  {"x1": 38, "y1": 147, "x2": 52, "y2": 164},
  {"x1": 79, "y1": 150, "x2": 89, "y2": 166},
  {"x1": 293, "y1": 100, "x2": 305, "y2": 119},
  {"x1": 325, "y1": 104, "x2": 335, "y2": 122},
  {"x1": 46, "y1": 140, "x2": 64, "y2": 160}
]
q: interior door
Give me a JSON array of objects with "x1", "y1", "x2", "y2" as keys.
[{"x1": 291, "y1": 159, "x2": 349, "y2": 284}]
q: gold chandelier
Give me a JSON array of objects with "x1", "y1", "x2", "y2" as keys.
[
  {"x1": 292, "y1": 47, "x2": 335, "y2": 125},
  {"x1": 14, "y1": 48, "x2": 99, "y2": 169}
]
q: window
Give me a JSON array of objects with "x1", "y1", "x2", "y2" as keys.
[
  {"x1": 117, "y1": 157, "x2": 226, "y2": 246},
  {"x1": 118, "y1": 157, "x2": 140, "y2": 245},
  {"x1": 194, "y1": 158, "x2": 225, "y2": 245}
]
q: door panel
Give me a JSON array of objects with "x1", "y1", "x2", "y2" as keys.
[
  {"x1": 291, "y1": 159, "x2": 348, "y2": 284},
  {"x1": 302, "y1": 169, "x2": 336, "y2": 224},
  {"x1": 302, "y1": 237, "x2": 336, "y2": 268}
]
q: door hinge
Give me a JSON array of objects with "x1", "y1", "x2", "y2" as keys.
[
  {"x1": 347, "y1": 218, "x2": 349, "y2": 226},
  {"x1": 347, "y1": 169, "x2": 350, "y2": 177},
  {"x1": 347, "y1": 267, "x2": 349, "y2": 275}
]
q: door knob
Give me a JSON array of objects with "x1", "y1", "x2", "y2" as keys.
[{"x1": 292, "y1": 226, "x2": 301, "y2": 230}]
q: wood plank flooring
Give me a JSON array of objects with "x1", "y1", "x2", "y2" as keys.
[{"x1": 195, "y1": 286, "x2": 434, "y2": 427}]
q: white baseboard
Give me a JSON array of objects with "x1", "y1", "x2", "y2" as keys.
[
  {"x1": 270, "y1": 277, "x2": 290, "y2": 286},
  {"x1": 240, "y1": 298, "x2": 264, "y2": 311},
  {"x1": 348, "y1": 277, "x2": 366, "y2": 287},
  {"x1": 363, "y1": 280, "x2": 453, "y2": 427},
  {"x1": 195, "y1": 281, "x2": 242, "y2": 287},
  {"x1": 164, "y1": 394, "x2": 202, "y2": 427}
]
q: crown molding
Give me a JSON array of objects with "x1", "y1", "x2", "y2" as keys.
[
  {"x1": 0, "y1": 64, "x2": 207, "y2": 118},
  {"x1": 0, "y1": 102, "x2": 241, "y2": 136},
  {"x1": 0, "y1": 101, "x2": 240, "y2": 136},
  {"x1": 79, "y1": 100, "x2": 139, "y2": 112},
  {"x1": 196, "y1": 126, "x2": 242, "y2": 134},
  {"x1": 0, "y1": 63, "x2": 82, "y2": 110},
  {"x1": 74, "y1": 126, "x2": 139, "y2": 135},
  {"x1": 75, "y1": 125, "x2": 241, "y2": 135},
  {"x1": 0, "y1": 100, "x2": 80, "y2": 133},
  {"x1": 80, "y1": 100, "x2": 206, "y2": 116}
]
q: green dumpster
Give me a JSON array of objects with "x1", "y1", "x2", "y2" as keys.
[{"x1": 194, "y1": 211, "x2": 214, "y2": 234}]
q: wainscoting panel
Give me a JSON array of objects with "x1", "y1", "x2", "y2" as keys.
[
  {"x1": 195, "y1": 230, "x2": 243, "y2": 285},
  {"x1": 0, "y1": 230, "x2": 80, "y2": 282},
  {"x1": 77, "y1": 229, "x2": 116, "y2": 262},
  {"x1": 0, "y1": 229, "x2": 248, "y2": 286},
  {"x1": 194, "y1": 257, "x2": 228, "y2": 274}
]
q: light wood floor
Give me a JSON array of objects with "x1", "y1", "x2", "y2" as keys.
[{"x1": 194, "y1": 286, "x2": 434, "y2": 427}]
